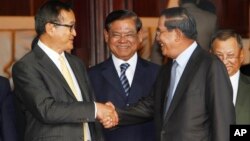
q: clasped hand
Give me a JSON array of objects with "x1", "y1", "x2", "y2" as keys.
[{"x1": 96, "y1": 102, "x2": 118, "y2": 128}]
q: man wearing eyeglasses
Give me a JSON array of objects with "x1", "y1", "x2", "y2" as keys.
[
  {"x1": 211, "y1": 29, "x2": 250, "y2": 124},
  {"x1": 12, "y1": 1, "x2": 118, "y2": 141},
  {"x1": 114, "y1": 7, "x2": 235, "y2": 141}
]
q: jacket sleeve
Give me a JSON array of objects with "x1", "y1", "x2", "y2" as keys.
[
  {"x1": 12, "y1": 61, "x2": 96, "y2": 124},
  {"x1": 206, "y1": 59, "x2": 236, "y2": 141}
]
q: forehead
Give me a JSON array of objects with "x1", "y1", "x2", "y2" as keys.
[
  {"x1": 109, "y1": 18, "x2": 136, "y2": 31},
  {"x1": 213, "y1": 37, "x2": 240, "y2": 52},
  {"x1": 58, "y1": 9, "x2": 75, "y2": 22},
  {"x1": 157, "y1": 16, "x2": 167, "y2": 30}
]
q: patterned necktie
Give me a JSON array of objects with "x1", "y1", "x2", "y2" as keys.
[
  {"x1": 164, "y1": 61, "x2": 178, "y2": 116},
  {"x1": 120, "y1": 63, "x2": 130, "y2": 96},
  {"x1": 59, "y1": 56, "x2": 90, "y2": 141},
  {"x1": 59, "y1": 55, "x2": 78, "y2": 98}
]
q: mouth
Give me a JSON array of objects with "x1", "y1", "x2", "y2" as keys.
[{"x1": 117, "y1": 45, "x2": 129, "y2": 49}]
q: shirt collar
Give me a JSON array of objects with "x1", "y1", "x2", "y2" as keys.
[
  {"x1": 230, "y1": 70, "x2": 240, "y2": 84},
  {"x1": 175, "y1": 41, "x2": 197, "y2": 68},
  {"x1": 38, "y1": 40, "x2": 66, "y2": 69},
  {"x1": 112, "y1": 53, "x2": 138, "y2": 71}
]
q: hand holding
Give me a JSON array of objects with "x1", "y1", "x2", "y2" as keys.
[{"x1": 96, "y1": 102, "x2": 118, "y2": 128}]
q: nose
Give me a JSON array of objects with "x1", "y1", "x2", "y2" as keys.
[
  {"x1": 71, "y1": 28, "x2": 77, "y2": 36},
  {"x1": 118, "y1": 35, "x2": 127, "y2": 43}
]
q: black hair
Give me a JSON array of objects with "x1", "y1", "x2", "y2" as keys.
[
  {"x1": 34, "y1": 0, "x2": 72, "y2": 36},
  {"x1": 210, "y1": 29, "x2": 243, "y2": 49},
  {"x1": 104, "y1": 10, "x2": 142, "y2": 32},
  {"x1": 160, "y1": 7, "x2": 197, "y2": 40}
]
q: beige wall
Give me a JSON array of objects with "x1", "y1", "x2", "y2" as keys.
[{"x1": 0, "y1": 16, "x2": 35, "y2": 78}]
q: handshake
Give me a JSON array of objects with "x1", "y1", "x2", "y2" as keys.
[{"x1": 96, "y1": 102, "x2": 119, "y2": 128}]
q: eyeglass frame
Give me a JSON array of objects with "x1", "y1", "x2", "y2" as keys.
[{"x1": 50, "y1": 22, "x2": 75, "y2": 32}]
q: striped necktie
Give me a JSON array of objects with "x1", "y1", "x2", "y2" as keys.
[{"x1": 120, "y1": 63, "x2": 130, "y2": 96}]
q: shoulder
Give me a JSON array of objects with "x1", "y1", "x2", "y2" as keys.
[
  {"x1": 240, "y1": 73, "x2": 250, "y2": 84},
  {"x1": 138, "y1": 57, "x2": 160, "y2": 68},
  {"x1": 0, "y1": 76, "x2": 11, "y2": 99},
  {"x1": 88, "y1": 58, "x2": 112, "y2": 72},
  {"x1": 0, "y1": 76, "x2": 9, "y2": 85},
  {"x1": 0, "y1": 76, "x2": 10, "y2": 87}
]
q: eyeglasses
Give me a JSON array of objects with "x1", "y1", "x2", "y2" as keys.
[{"x1": 50, "y1": 22, "x2": 75, "y2": 32}]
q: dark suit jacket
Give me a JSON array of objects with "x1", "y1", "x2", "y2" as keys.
[
  {"x1": 0, "y1": 76, "x2": 17, "y2": 141},
  {"x1": 88, "y1": 57, "x2": 159, "y2": 141},
  {"x1": 12, "y1": 45, "x2": 104, "y2": 141},
  {"x1": 118, "y1": 46, "x2": 235, "y2": 141},
  {"x1": 236, "y1": 73, "x2": 250, "y2": 124}
]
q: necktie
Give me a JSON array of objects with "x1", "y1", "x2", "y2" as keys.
[
  {"x1": 59, "y1": 56, "x2": 89, "y2": 141},
  {"x1": 164, "y1": 61, "x2": 178, "y2": 116},
  {"x1": 59, "y1": 55, "x2": 78, "y2": 98},
  {"x1": 120, "y1": 63, "x2": 130, "y2": 96}
]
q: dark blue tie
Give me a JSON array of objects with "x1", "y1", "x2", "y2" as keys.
[
  {"x1": 120, "y1": 63, "x2": 130, "y2": 96},
  {"x1": 164, "y1": 61, "x2": 178, "y2": 117}
]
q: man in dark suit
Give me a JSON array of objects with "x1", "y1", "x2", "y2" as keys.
[
  {"x1": 88, "y1": 10, "x2": 159, "y2": 141},
  {"x1": 0, "y1": 76, "x2": 17, "y2": 141},
  {"x1": 115, "y1": 7, "x2": 235, "y2": 141},
  {"x1": 211, "y1": 29, "x2": 250, "y2": 124},
  {"x1": 151, "y1": 0, "x2": 217, "y2": 65},
  {"x1": 12, "y1": 1, "x2": 117, "y2": 141}
]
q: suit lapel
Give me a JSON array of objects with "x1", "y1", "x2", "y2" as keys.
[
  {"x1": 235, "y1": 74, "x2": 249, "y2": 117},
  {"x1": 129, "y1": 58, "x2": 147, "y2": 100},
  {"x1": 101, "y1": 58, "x2": 127, "y2": 100},
  {"x1": 65, "y1": 54, "x2": 91, "y2": 102},
  {"x1": 33, "y1": 46, "x2": 77, "y2": 100},
  {"x1": 164, "y1": 47, "x2": 203, "y2": 123}
]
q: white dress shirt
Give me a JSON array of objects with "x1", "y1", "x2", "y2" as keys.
[
  {"x1": 112, "y1": 53, "x2": 137, "y2": 86},
  {"x1": 230, "y1": 70, "x2": 240, "y2": 105},
  {"x1": 172, "y1": 41, "x2": 197, "y2": 97}
]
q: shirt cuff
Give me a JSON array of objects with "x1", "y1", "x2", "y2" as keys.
[{"x1": 94, "y1": 102, "x2": 97, "y2": 118}]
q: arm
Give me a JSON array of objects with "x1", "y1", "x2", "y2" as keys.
[
  {"x1": 117, "y1": 92, "x2": 155, "y2": 125},
  {"x1": 12, "y1": 61, "x2": 96, "y2": 124},
  {"x1": 206, "y1": 59, "x2": 236, "y2": 141}
]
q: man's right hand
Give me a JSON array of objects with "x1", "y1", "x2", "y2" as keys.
[{"x1": 96, "y1": 102, "x2": 118, "y2": 128}]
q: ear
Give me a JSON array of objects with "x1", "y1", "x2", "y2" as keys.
[
  {"x1": 239, "y1": 49, "x2": 245, "y2": 64},
  {"x1": 174, "y1": 29, "x2": 182, "y2": 42},
  {"x1": 137, "y1": 29, "x2": 143, "y2": 43},
  {"x1": 104, "y1": 29, "x2": 109, "y2": 43},
  {"x1": 45, "y1": 23, "x2": 55, "y2": 36}
]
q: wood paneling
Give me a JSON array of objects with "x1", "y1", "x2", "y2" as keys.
[
  {"x1": 133, "y1": 0, "x2": 167, "y2": 17},
  {"x1": 0, "y1": 0, "x2": 31, "y2": 15},
  {"x1": 214, "y1": 0, "x2": 249, "y2": 38}
]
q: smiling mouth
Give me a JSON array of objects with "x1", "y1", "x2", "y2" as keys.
[{"x1": 117, "y1": 45, "x2": 129, "y2": 49}]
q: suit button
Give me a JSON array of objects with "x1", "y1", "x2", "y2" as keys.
[{"x1": 126, "y1": 104, "x2": 129, "y2": 106}]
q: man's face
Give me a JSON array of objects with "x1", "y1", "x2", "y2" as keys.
[
  {"x1": 104, "y1": 18, "x2": 142, "y2": 61},
  {"x1": 52, "y1": 9, "x2": 76, "y2": 53},
  {"x1": 211, "y1": 37, "x2": 244, "y2": 76},
  {"x1": 156, "y1": 16, "x2": 179, "y2": 59}
]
